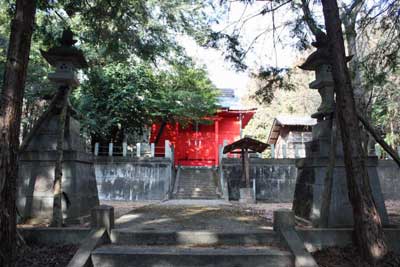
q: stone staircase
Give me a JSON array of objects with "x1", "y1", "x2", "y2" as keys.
[
  {"x1": 174, "y1": 167, "x2": 220, "y2": 199},
  {"x1": 91, "y1": 229, "x2": 293, "y2": 267}
]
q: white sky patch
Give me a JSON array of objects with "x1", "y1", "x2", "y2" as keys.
[{"x1": 179, "y1": 1, "x2": 304, "y2": 96}]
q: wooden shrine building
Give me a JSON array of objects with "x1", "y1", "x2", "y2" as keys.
[{"x1": 150, "y1": 89, "x2": 256, "y2": 167}]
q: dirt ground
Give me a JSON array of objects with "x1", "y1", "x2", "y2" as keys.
[
  {"x1": 114, "y1": 201, "x2": 274, "y2": 232},
  {"x1": 313, "y1": 246, "x2": 400, "y2": 267},
  {"x1": 100, "y1": 200, "x2": 157, "y2": 219},
  {"x1": 102, "y1": 200, "x2": 400, "y2": 228},
  {"x1": 16, "y1": 200, "x2": 400, "y2": 228}
]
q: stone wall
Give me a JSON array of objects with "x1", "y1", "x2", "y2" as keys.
[
  {"x1": 221, "y1": 158, "x2": 400, "y2": 202},
  {"x1": 377, "y1": 160, "x2": 400, "y2": 201},
  {"x1": 95, "y1": 157, "x2": 173, "y2": 201},
  {"x1": 221, "y1": 158, "x2": 298, "y2": 202}
]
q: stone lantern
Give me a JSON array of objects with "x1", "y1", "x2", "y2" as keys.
[
  {"x1": 299, "y1": 34, "x2": 336, "y2": 147},
  {"x1": 17, "y1": 29, "x2": 99, "y2": 224},
  {"x1": 41, "y1": 29, "x2": 88, "y2": 88},
  {"x1": 291, "y1": 33, "x2": 388, "y2": 227}
]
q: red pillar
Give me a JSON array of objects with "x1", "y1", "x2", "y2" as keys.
[
  {"x1": 175, "y1": 122, "x2": 179, "y2": 166},
  {"x1": 215, "y1": 119, "x2": 219, "y2": 166}
]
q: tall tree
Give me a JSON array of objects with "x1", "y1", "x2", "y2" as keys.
[
  {"x1": 320, "y1": 0, "x2": 387, "y2": 262},
  {"x1": 215, "y1": 0, "x2": 396, "y2": 263},
  {"x1": 0, "y1": 1, "x2": 37, "y2": 266}
]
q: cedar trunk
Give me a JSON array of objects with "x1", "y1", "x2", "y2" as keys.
[
  {"x1": 321, "y1": 0, "x2": 388, "y2": 263},
  {"x1": 51, "y1": 86, "x2": 70, "y2": 227},
  {"x1": 0, "y1": 1, "x2": 37, "y2": 266}
]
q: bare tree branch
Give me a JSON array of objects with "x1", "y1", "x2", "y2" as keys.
[{"x1": 300, "y1": 0, "x2": 324, "y2": 37}]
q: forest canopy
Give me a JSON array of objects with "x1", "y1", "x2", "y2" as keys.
[{"x1": 0, "y1": 0, "x2": 220, "y2": 145}]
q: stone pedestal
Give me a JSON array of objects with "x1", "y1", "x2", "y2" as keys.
[
  {"x1": 292, "y1": 155, "x2": 389, "y2": 227},
  {"x1": 17, "y1": 113, "x2": 99, "y2": 224},
  {"x1": 239, "y1": 188, "x2": 255, "y2": 204}
]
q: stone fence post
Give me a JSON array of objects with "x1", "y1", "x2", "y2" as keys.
[
  {"x1": 273, "y1": 209, "x2": 318, "y2": 267},
  {"x1": 108, "y1": 143, "x2": 113, "y2": 156},
  {"x1": 271, "y1": 144, "x2": 275, "y2": 159},
  {"x1": 91, "y1": 205, "x2": 114, "y2": 234},
  {"x1": 282, "y1": 144, "x2": 287, "y2": 158},
  {"x1": 222, "y1": 140, "x2": 228, "y2": 158},
  {"x1": 165, "y1": 140, "x2": 172, "y2": 159},
  {"x1": 94, "y1": 143, "x2": 99, "y2": 156},
  {"x1": 122, "y1": 142, "x2": 127, "y2": 157},
  {"x1": 136, "y1": 143, "x2": 141, "y2": 157},
  {"x1": 151, "y1": 143, "x2": 155, "y2": 157}
]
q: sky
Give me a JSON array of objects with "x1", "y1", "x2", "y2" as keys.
[{"x1": 179, "y1": 1, "x2": 307, "y2": 97}]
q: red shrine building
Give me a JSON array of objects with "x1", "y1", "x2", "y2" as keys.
[{"x1": 150, "y1": 89, "x2": 256, "y2": 167}]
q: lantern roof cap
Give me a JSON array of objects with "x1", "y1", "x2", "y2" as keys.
[
  {"x1": 299, "y1": 32, "x2": 331, "y2": 71},
  {"x1": 299, "y1": 32, "x2": 352, "y2": 71},
  {"x1": 40, "y1": 29, "x2": 88, "y2": 69}
]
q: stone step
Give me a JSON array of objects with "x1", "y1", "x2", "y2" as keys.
[
  {"x1": 174, "y1": 195, "x2": 220, "y2": 199},
  {"x1": 176, "y1": 193, "x2": 218, "y2": 197},
  {"x1": 174, "y1": 167, "x2": 221, "y2": 200},
  {"x1": 178, "y1": 187, "x2": 216, "y2": 190},
  {"x1": 178, "y1": 182, "x2": 216, "y2": 185},
  {"x1": 111, "y1": 230, "x2": 279, "y2": 247},
  {"x1": 177, "y1": 191, "x2": 218, "y2": 196},
  {"x1": 91, "y1": 245, "x2": 293, "y2": 267},
  {"x1": 179, "y1": 181, "x2": 215, "y2": 184},
  {"x1": 177, "y1": 188, "x2": 217, "y2": 192}
]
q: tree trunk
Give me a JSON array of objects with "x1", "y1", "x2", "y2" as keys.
[
  {"x1": 342, "y1": 11, "x2": 371, "y2": 154},
  {"x1": 321, "y1": 0, "x2": 388, "y2": 263},
  {"x1": 51, "y1": 86, "x2": 70, "y2": 227},
  {"x1": 0, "y1": 1, "x2": 37, "y2": 266},
  {"x1": 319, "y1": 112, "x2": 337, "y2": 227}
]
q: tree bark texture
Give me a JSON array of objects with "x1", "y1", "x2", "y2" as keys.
[
  {"x1": 319, "y1": 113, "x2": 337, "y2": 227},
  {"x1": 51, "y1": 86, "x2": 70, "y2": 227},
  {"x1": 0, "y1": 1, "x2": 37, "y2": 266},
  {"x1": 321, "y1": 0, "x2": 388, "y2": 263},
  {"x1": 342, "y1": 4, "x2": 372, "y2": 154}
]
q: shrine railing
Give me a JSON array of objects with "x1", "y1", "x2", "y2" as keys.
[{"x1": 92, "y1": 140, "x2": 173, "y2": 159}]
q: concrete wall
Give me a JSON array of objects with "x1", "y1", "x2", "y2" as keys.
[
  {"x1": 95, "y1": 157, "x2": 173, "y2": 201},
  {"x1": 221, "y1": 158, "x2": 298, "y2": 202},
  {"x1": 377, "y1": 160, "x2": 400, "y2": 200},
  {"x1": 221, "y1": 158, "x2": 400, "y2": 202}
]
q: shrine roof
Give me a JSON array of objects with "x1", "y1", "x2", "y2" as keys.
[
  {"x1": 223, "y1": 137, "x2": 268, "y2": 154},
  {"x1": 267, "y1": 116, "x2": 316, "y2": 145},
  {"x1": 217, "y1": 88, "x2": 255, "y2": 111}
]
